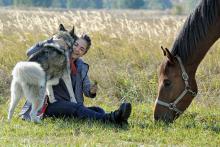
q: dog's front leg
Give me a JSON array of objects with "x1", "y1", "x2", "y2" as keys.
[
  {"x1": 46, "y1": 79, "x2": 59, "y2": 103},
  {"x1": 62, "y1": 70, "x2": 77, "y2": 103},
  {"x1": 46, "y1": 85, "x2": 57, "y2": 103}
]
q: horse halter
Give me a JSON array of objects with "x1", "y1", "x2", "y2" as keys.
[{"x1": 156, "y1": 56, "x2": 197, "y2": 114}]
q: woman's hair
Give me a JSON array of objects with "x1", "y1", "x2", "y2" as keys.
[{"x1": 81, "y1": 33, "x2": 91, "y2": 50}]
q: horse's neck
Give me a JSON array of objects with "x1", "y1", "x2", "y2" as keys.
[
  {"x1": 185, "y1": 0, "x2": 220, "y2": 73},
  {"x1": 189, "y1": 21, "x2": 220, "y2": 73}
]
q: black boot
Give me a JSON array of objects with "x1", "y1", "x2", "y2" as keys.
[{"x1": 104, "y1": 103, "x2": 132, "y2": 124}]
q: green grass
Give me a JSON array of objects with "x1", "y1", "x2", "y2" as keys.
[
  {"x1": 0, "y1": 101, "x2": 219, "y2": 146},
  {"x1": 0, "y1": 9, "x2": 219, "y2": 146}
]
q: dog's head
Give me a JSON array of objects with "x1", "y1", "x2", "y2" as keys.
[{"x1": 52, "y1": 24, "x2": 79, "y2": 53}]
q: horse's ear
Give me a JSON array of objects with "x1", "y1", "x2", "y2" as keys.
[
  {"x1": 165, "y1": 48, "x2": 175, "y2": 64},
  {"x1": 69, "y1": 25, "x2": 79, "y2": 40},
  {"x1": 161, "y1": 47, "x2": 175, "y2": 64},
  {"x1": 59, "y1": 24, "x2": 66, "y2": 31},
  {"x1": 161, "y1": 46, "x2": 166, "y2": 56}
]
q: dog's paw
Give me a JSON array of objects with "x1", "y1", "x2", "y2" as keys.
[
  {"x1": 7, "y1": 119, "x2": 12, "y2": 123},
  {"x1": 49, "y1": 98, "x2": 57, "y2": 103},
  {"x1": 31, "y1": 116, "x2": 42, "y2": 123}
]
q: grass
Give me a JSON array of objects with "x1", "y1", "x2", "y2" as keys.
[
  {"x1": 0, "y1": 9, "x2": 219, "y2": 146},
  {"x1": 0, "y1": 101, "x2": 219, "y2": 146}
]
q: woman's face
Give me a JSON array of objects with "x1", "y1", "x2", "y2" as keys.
[{"x1": 72, "y1": 38, "x2": 88, "y2": 59}]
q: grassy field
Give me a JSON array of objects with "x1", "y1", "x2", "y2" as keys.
[{"x1": 0, "y1": 9, "x2": 219, "y2": 146}]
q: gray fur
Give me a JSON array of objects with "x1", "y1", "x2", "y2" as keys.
[{"x1": 8, "y1": 62, "x2": 46, "y2": 123}]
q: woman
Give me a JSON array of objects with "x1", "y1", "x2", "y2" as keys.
[{"x1": 20, "y1": 33, "x2": 132, "y2": 125}]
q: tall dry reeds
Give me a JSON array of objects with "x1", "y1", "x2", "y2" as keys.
[{"x1": 0, "y1": 9, "x2": 219, "y2": 105}]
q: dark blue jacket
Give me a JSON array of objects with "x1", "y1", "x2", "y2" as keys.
[{"x1": 52, "y1": 58, "x2": 96, "y2": 103}]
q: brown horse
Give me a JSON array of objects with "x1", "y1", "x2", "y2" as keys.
[{"x1": 154, "y1": 0, "x2": 220, "y2": 123}]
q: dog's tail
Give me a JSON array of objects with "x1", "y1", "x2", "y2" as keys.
[
  {"x1": 12, "y1": 61, "x2": 46, "y2": 86},
  {"x1": 8, "y1": 79, "x2": 23, "y2": 121}
]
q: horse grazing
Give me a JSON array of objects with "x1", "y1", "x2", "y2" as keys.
[{"x1": 154, "y1": 0, "x2": 220, "y2": 123}]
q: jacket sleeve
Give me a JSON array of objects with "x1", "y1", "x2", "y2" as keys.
[
  {"x1": 26, "y1": 39, "x2": 52, "y2": 57},
  {"x1": 82, "y1": 68, "x2": 96, "y2": 98},
  {"x1": 26, "y1": 43, "x2": 41, "y2": 57}
]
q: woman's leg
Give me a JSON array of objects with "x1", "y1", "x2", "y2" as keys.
[
  {"x1": 87, "y1": 106, "x2": 105, "y2": 114},
  {"x1": 45, "y1": 100, "x2": 105, "y2": 120},
  {"x1": 45, "y1": 100, "x2": 132, "y2": 124},
  {"x1": 45, "y1": 100, "x2": 79, "y2": 118}
]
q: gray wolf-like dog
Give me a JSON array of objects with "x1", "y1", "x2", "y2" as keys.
[{"x1": 8, "y1": 24, "x2": 78, "y2": 123}]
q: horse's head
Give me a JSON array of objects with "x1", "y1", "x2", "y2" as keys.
[{"x1": 154, "y1": 47, "x2": 198, "y2": 123}]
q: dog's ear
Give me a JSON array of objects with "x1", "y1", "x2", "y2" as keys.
[
  {"x1": 70, "y1": 25, "x2": 79, "y2": 40},
  {"x1": 59, "y1": 24, "x2": 66, "y2": 31},
  {"x1": 70, "y1": 25, "x2": 75, "y2": 36}
]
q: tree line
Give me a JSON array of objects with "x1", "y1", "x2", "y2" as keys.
[{"x1": 0, "y1": 0, "x2": 200, "y2": 12}]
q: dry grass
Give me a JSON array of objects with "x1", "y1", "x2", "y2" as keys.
[
  {"x1": 0, "y1": 9, "x2": 219, "y2": 104},
  {"x1": 0, "y1": 9, "x2": 186, "y2": 102}
]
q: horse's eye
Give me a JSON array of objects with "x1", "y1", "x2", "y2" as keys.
[{"x1": 163, "y1": 79, "x2": 171, "y2": 87}]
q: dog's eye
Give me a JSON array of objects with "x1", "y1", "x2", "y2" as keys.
[
  {"x1": 66, "y1": 42, "x2": 71, "y2": 48},
  {"x1": 74, "y1": 42, "x2": 79, "y2": 47}
]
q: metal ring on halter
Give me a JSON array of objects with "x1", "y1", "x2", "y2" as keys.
[
  {"x1": 188, "y1": 89, "x2": 197, "y2": 97},
  {"x1": 168, "y1": 103, "x2": 175, "y2": 110},
  {"x1": 186, "y1": 85, "x2": 191, "y2": 90}
]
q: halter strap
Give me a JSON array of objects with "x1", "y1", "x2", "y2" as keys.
[{"x1": 156, "y1": 55, "x2": 197, "y2": 114}]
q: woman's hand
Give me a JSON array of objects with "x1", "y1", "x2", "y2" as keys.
[{"x1": 90, "y1": 81, "x2": 98, "y2": 94}]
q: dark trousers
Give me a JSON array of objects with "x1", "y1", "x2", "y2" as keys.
[{"x1": 45, "y1": 100, "x2": 106, "y2": 121}]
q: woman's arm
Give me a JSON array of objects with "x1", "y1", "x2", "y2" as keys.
[{"x1": 82, "y1": 74, "x2": 96, "y2": 98}]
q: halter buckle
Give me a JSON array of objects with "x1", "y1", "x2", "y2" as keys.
[
  {"x1": 182, "y1": 72, "x2": 189, "y2": 80},
  {"x1": 189, "y1": 90, "x2": 197, "y2": 97}
]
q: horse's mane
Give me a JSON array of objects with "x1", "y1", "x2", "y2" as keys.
[{"x1": 171, "y1": 0, "x2": 220, "y2": 63}]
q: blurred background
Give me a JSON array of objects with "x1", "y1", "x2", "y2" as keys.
[{"x1": 0, "y1": 0, "x2": 201, "y2": 14}]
